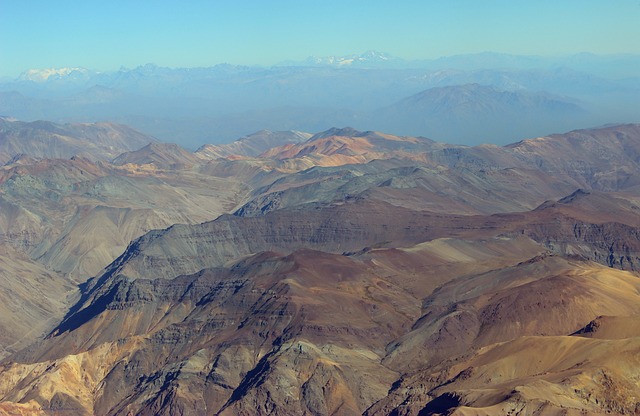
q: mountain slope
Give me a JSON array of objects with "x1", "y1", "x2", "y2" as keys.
[
  {"x1": 234, "y1": 123, "x2": 640, "y2": 219},
  {"x1": 0, "y1": 118, "x2": 156, "y2": 164},
  {"x1": 1, "y1": 236, "x2": 547, "y2": 415},
  {"x1": 112, "y1": 142, "x2": 200, "y2": 168},
  {"x1": 195, "y1": 130, "x2": 311, "y2": 159},
  {"x1": 0, "y1": 244, "x2": 77, "y2": 359},
  {"x1": 369, "y1": 259, "x2": 640, "y2": 415},
  {"x1": 0, "y1": 150, "x2": 252, "y2": 357},
  {"x1": 3, "y1": 123, "x2": 640, "y2": 415},
  {"x1": 258, "y1": 127, "x2": 438, "y2": 167},
  {"x1": 372, "y1": 83, "x2": 589, "y2": 143}
]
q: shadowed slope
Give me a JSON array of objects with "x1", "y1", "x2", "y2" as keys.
[
  {"x1": 2, "y1": 124, "x2": 640, "y2": 415},
  {"x1": 1, "y1": 236, "x2": 546, "y2": 415}
]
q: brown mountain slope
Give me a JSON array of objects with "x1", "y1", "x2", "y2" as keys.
[
  {"x1": 0, "y1": 244, "x2": 77, "y2": 359},
  {"x1": 3, "y1": 123, "x2": 640, "y2": 415},
  {"x1": 234, "y1": 162, "x2": 577, "y2": 217},
  {"x1": 0, "y1": 118, "x2": 156, "y2": 163},
  {"x1": 195, "y1": 129, "x2": 311, "y2": 159},
  {"x1": 79, "y1": 188, "x2": 640, "y2": 289},
  {"x1": 383, "y1": 256, "x2": 640, "y2": 370},
  {"x1": 111, "y1": 142, "x2": 201, "y2": 169},
  {"x1": 259, "y1": 127, "x2": 438, "y2": 167},
  {"x1": 7, "y1": 187, "x2": 635, "y2": 415},
  {"x1": 4, "y1": 241, "x2": 639, "y2": 415},
  {"x1": 254, "y1": 123, "x2": 640, "y2": 193},
  {"x1": 0, "y1": 156, "x2": 248, "y2": 278},
  {"x1": 573, "y1": 315, "x2": 640, "y2": 340},
  {"x1": 85, "y1": 198, "x2": 502, "y2": 283},
  {"x1": 373, "y1": 336, "x2": 640, "y2": 415},
  {"x1": 367, "y1": 261, "x2": 640, "y2": 415},
  {"x1": 0, "y1": 251, "x2": 416, "y2": 415},
  {"x1": 231, "y1": 124, "x2": 640, "y2": 221},
  {"x1": 0, "y1": 236, "x2": 546, "y2": 415},
  {"x1": 0, "y1": 154, "x2": 251, "y2": 358},
  {"x1": 4, "y1": 189, "x2": 638, "y2": 413},
  {"x1": 505, "y1": 123, "x2": 640, "y2": 191}
]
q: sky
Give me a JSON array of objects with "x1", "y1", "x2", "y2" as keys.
[{"x1": 1, "y1": 0, "x2": 639, "y2": 77}]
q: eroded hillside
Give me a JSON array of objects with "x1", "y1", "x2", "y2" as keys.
[{"x1": 2, "y1": 123, "x2": 640, "y2": 414}]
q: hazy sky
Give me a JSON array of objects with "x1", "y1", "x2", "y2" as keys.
[{"x1": 1, "y1": 0, "x2": 639, "y2": 77}]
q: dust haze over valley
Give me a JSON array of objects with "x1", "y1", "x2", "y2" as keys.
[
  {"x1": 2, "y1": 51, "x2": 640, "y2": 148},
  {"x1": 3, "y1": 1, "x2": 640, "y2": 415}
]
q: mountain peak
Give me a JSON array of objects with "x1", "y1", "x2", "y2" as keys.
[
  {"x1": 195, "y1": 130, "x2": 312, "y2": 159},
  {"x1": 290, "y1": 51, "x2": 403, "y2": 68},
  {"x1": 308, "y1": 127, "x2": 363, "y2": 141},
  {"x1": 557, "y1": 188, "x2": 591, "y2": 204},
  {"x1": 17, "y1": 67, "x2": 93, "y2": 83}
]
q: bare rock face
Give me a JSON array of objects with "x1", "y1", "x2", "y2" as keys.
[
  {"x1": 0, "y1": 145, "x2": 252, "y2": 359},
  {"x1": 92, "y1": 196, "x2": 535, "y2": 284},
  {"x1": 8, "y1": 234, "x2": 640, "y2": 415},
  {"x1": 2, "y1": 250, "x2": 414, "y2": 414},
  {"x1": 0, "y1": 244, "x2": 77, "y2": 359},
  {"x1": 111, "y1": 142, "x2": 201, "y2": 169},
  {"x1": 0, "y1": 156, "x2": 245, "y2": 278},
  {"x1": 0, "y1": 118, "x2": 157, "y2": 164},
  {"x1": 195, "y1": 130, "x2": 312, "y2": 159},
  {"x1": 90, "y1": 186, "x2": 640, "y2": 292},
  {"x1": 3, "y1": 123, "x2": 640, "y2": 415},
  {"x1": 2, "y1": 238, "x2": 547, "y2": 415}
]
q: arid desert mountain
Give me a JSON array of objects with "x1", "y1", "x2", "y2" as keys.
[
  {"x1": 195, "y1": 130, "x2": 312, "y2": 159},
  {"x1": 111, "y1": 142, "x2": 202, "y2": 168},
  {"x1": 2, "y1": 122, "x2": 640, "y2": 414},
  {"x1": 0, "y1": 134, "x2": 254, "y2": 358},
  {"x1": 370, "y1": 83, "x2": 588, "y2": 143},
  {"x1": 0, "y1": 117, "x2": 157, "y2": 164}
]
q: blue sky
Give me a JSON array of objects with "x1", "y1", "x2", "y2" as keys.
[{"x1": 1, "y1": 0, "x2": 639, "y2": 77}]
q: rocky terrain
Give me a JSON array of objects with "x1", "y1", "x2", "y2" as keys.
[
  {"x1": 0, "y1": 121, "x2": 254, "y2": 358},
  {"x1": 1, "y1": 122, "x2": 640, "y2": 414},
  {"x1": 195, "y1": 130, "x2": 312, "y2": 159},
  {"x1": 0, "y1": 118, "x2": 156, "y2": 164}
]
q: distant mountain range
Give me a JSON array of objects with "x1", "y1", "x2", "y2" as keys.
[
  {"x1": 279, "y1": 50, "x2": 405, "y2": 68},
  {"x1": 17, "y1": 67, "x2": 95, "y2": 83},
  {"x1": 278, "y1": 51, "x2": 640, "y2": 77},
  {"x1": 371, "y1": 83, "x2": 588, "y2": 143},
  {"x1": 0, "y1": 52, "x2": 638, "y2": 147}
]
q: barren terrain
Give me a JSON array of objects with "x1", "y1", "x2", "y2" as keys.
[{"x1": 1, "y1": 122, "x2": 640, "y2": 414}]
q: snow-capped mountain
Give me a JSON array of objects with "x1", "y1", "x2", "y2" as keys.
[
  {"x1": 17, "y1": 67, "x2": 95, "y2": 83},
  {"x1": 282, "y1": 50, "x2": 406, "y2": 68}
]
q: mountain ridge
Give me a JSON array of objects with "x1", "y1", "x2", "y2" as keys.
[
  {"x1": 2, "y1": 122, "x2": 640, "y2": 414},
  {"x1": 195, "y1": 130, "x2": 312, "y2": 159},
  {"x1": 0, "y1": 118, "x2": 157, "y2": 164},
  {"x1": 3, "y1": 52, "x2": 639, "y2": 147}
]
